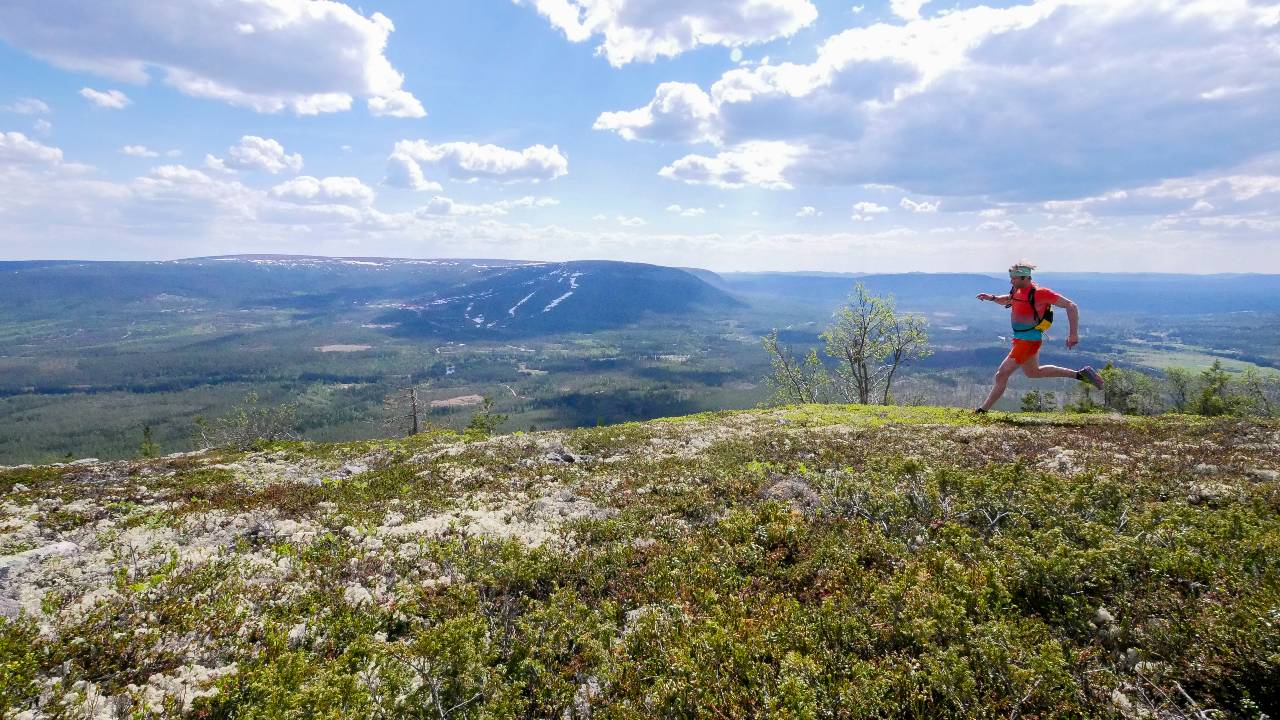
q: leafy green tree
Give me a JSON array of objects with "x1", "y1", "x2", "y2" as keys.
[
  {"x1": 1194, "y1": 360, "x2": 1234, "y2": 416},
  {"x1": 880, "y1": 307, "x2": 932, "y2": 404},
  {"x1": 1021, "y1": 390, "x2": 1057, "y2": 412},
  {"x1": 1237, "y1": 368, "x2": 1279, "y2": 417},
  {"x1": 1064, "y1": 379, "x2": 1102, "y2": 413},
  {"x1": 761, "y1": 330, "x2": 829, "y2": 404},
  {"x1": 465, "y1": 397, "x2": 508, "y2": 439},
  {"x1": 1100, "y1": 364, "x2": 1161, "y2": 415},
  {"x1": 194, "y1": 391, "x2": 299, "y2": 450},
  {"x1": 822, "y1": 283, "x2": 931, "y2": 405},
  {"x1": 139, "y1": 424, "x2": 160, "y2": 458},
  {"x1": 763, "y1": 284, "x2": 931, "y2": 407},
  {"x1": 822, "y1": 283, "x2": 892, "y2": 404},
  {"x1": 1163, "y1": 366, "x2": 1194, "y2": 412}
]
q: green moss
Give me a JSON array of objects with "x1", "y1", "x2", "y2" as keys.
[
  {"x1": 0, "y1": 618, "x2": 42, "y2": 711},
  {"x1": 10, "y1": 405, "x2": 1280, "y2": 718},
  {"x1": 0, "y1": 464, "x2": 66, "y2": 494}
]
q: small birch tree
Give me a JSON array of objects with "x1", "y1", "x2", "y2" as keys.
[
  {"x1": 194, "y1": 392, "x2": 299, "y2": 450},
  {"x1": 761, "y1": 329, "x2": 829, "y2": 404},
  {"x1": 880, "y1": 309, "x2": 933, "y2": 405},
  {"x1": 762, "y1": 283, "x2": 932, "y2": 407},
  {"x1": 1163, "y1": 366, "x2": 1194, "y2": 412}
]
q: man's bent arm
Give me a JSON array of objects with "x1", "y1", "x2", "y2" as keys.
[{"x1": 1054, "y1": 296, "x2": 1080, "y2": 339}]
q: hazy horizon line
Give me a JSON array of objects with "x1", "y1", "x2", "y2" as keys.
[{"x1": 2, "y1": 253, "x2": 1277, "y2": 278}]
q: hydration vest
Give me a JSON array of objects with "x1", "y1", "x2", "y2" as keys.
[{"x1": 1006, "y1": 285, "x2": 1054, "y2": 332}]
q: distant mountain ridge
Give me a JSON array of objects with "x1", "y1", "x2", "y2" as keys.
[
  {"x1": 719, "y1": 270, "x2": 1280, "y2": 314},
  {"x1": 0, "y1": 255, "x2": 741, "y2": 336},
  {"x1": 3, "y1": 256, "x2": 1279, "y2": 328},
  {"x1": 380, "y1": 260, "x2": 743, "y2": 336}
]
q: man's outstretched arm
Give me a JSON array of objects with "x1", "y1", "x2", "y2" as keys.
[
  {"x1": 1053, "y1": 296, "x2": 1080, "y2": 348},
  {"x1": 976, "y1": 292, "x2": 1012, "y2": 304}
]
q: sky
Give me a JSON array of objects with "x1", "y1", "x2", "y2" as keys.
[{"x1": 0, "y1": 0, "x2": 1278, "y2": 273}]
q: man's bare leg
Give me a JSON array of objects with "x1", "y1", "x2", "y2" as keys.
[
  {"x1": 978, "y1": 355, "x2": 1022, "y2": 411},
  {"x1": 1021, "y1": 353, "x2": 1079, "y2": 380}
]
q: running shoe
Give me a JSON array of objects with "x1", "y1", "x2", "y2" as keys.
[{"x1": 1080, "y1": 365, "x2": 1104, "y2": 390}]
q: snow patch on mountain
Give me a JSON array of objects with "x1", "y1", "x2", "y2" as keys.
[
  {"x1": 509, "y1": 291, "x2": 537, "y2": 317},
  {"x1": 543, "y1": 291, "x2": 573, "y2": 312}
]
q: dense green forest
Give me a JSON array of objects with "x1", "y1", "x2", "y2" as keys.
[{"x1": 1, "y1": 257, "x2": 1277, "y2": 464}]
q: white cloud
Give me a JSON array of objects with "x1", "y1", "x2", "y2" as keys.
[
  {"x1": 6, "y1": 121, "x2": 1279, "y2": 271},
  {"x1": 594, "y1": 82, "x2": 719, "y2": 145},
  {"x1": 976, "y1": 219, "x2": 1021, "y2": 234},
  {"x1": 3, "y1": 98, "x2": 49, "y2": 115},
  {"x1": 1038, "y1": 172, "x2": 1280, "y2": 222},
  {"x1": 130, "y1": 165, "x2": 258, "y2": 223},
  {"x1": 79, "y1": 88, "x2": 130, "y2": 109},
  {"x1": 33, "y1": 119, "x2": 52, "y2": 135},
  {"x1": 667, "y1": 204, "x2": 707, "y2": 217},
  {"x1": 367, "y1": 89, "x2": 427, "y2": 119},
  {"x1": 211, "y1": 136, "x2": 304, "y2": 174},
  {"x1": 391, "y1": 139, "x2": 568, "y2": 183},
  {"x1": 659, "y1": 141, "x2": 800, "y2": 189},
  {"x1": 795, "y1": 206, "x2": 821, "y2": 218},
  {"x1": 505, "y1": 196, "x2": 560, "y2": 209},
  {"x1": 166, "y1": 150, "x2": 182, "y2": 158},
  {"x1": 1140, "y1": 175, "x2": 1280, "y2": 203},
  {"x1": 384, "y1": 152, "x2": 443, "y2": 191},
  {"x1": 592, "y1": 213, "x2": 607, "y2": 220},
  {"x1": 890, "y1": 0, "x2": 929, "y2": 21},
  {"x1": 1169, "y1": 215, "x2": 1280, "y2": 233},
  {"x1": 850, "y1": 201, "x2": 887, "y2": 220},
  {"x1": 0, "y1": 131, "x2": 63, "y2": 166},
  {"x1": 0, "y1": 0, "x2": 424, "y2": 117},
  {"x1": 601, "y1": 0, "x2": 1280, "y2": 201},
  {"x1": 417, "y1": 195, "x2": 559, "y2": 216},
  {"x1": 5, "y1": 157, "x2": 1278, "y2": 270},
  {"x1": 120, "y1": 145, "x2": 159, "y2": 158},
  {"x1": 900, "y1": 197, "x2": 938, "y2": 213},
  {"x1": 513, "y1": 0, "x2": 818, "y2": 67},
  {"x1": 270, "y1": 176, "x2": 375, "y2": 206}
]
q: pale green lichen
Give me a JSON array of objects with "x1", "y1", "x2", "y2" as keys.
[{"x1": 1, "y1": 406, "x2": 1278, "y2": 718}]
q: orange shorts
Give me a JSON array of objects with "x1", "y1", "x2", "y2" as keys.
[{"x1": 1007, "y1": 339, "x2": 1042, "y2": 364}]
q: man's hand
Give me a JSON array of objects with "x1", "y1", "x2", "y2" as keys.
[
  {"x1": 976, "y1": 293, "x2": 993, "y2": 302},
  {"x1": 1065, "y1": 333, "x2": 1079, "y2": 349}
]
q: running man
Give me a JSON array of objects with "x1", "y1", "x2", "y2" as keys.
[{"x1": 973, "y1": 261, "x2": 1103, "y2": 413}]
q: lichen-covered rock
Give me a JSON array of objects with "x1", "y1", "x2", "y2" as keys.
[
  {"x1": 757, "y1": 476, "x2": 820, "y2": 514},
  {"x1": 1, "y1": 406, "x2": 1277, "y2": 719},
  {"x1": 343, "y1": 583, "x2": 373, "y2": 607}
]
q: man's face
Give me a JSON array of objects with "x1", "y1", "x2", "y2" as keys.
[{"x1": 1010, "y1": 275, "x2": 1031, "y2": 288}]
